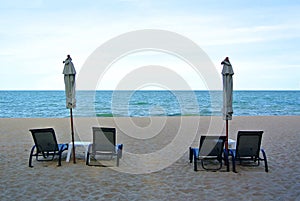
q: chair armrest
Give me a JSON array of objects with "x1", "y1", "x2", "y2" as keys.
[
  {"x1": 58, "y1": 143, "x2": 69, "y2": 151},
  {"x1": 87, "y1": 144, "x2": 93, "y2": 153},
  {"x1": 228, "y1": 149, "x2": 236, "y2": 157},
  {"x1": 117, "y1": 144, "x2": 123, "y2": 158},
  {"x1": 117, "y1": 144, "x2": 123, "y2": 150},
  {"x1": 192, "y1": 148, "x2": 199, "y2": 158}
]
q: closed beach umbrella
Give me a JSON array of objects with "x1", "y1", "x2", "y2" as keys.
[
  {"x1": 222, "y1": 57, "x2": 234, "y2": 121},
  {"x1": 221, "y1": 57, "x2": 234, "y2": 171},
  {"x1": 63, "y1": 55, "x2": 76, "y2": 109},
  {"x1": 63, "y1": 55, "x2": 76, "y2": 163}
]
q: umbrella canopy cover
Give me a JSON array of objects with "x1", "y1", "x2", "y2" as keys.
[
  {"x1": 221, "y1": 57, "x2": 234, "y2": 120},
  {"x1": 63, "y1": 55, "x2": 76, "y2": 109}
]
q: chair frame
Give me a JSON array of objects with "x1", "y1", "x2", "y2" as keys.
[
  {"x1": 29, "y1": 128, "x2": 68, "y2": 167},
  {"x1": 189, "y1": 136, "x2": 227, "y2": 171},
  {"x1": 231, "y1": 131, "x2": 268, "y2": 172},
  {"x1": 86, "y1": 127, "x2": 123, "y2": 167}
]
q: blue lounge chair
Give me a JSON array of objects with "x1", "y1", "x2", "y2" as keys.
[
  {"x1": 230, "y1": 131, "x2": 268, "y2": 172},
  {"x1": 29, "y1": 128, "x2": 68, "y2": 167},
  {"x1": 189, "y1": 136, "x2": 227, "y2": 171},
  {"x1": 86, "y1": 127, "x2": 123, "y2": 167}
]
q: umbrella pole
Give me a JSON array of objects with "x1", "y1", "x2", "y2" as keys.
[
  {"x1": 225, "y1": 119, "x2": 229, "y2": 172},
  {"x1": 70, "y1": 108, "x2": 76, "y2": 164},
  {"x1": 225, "y1": 119, "x2": 229, "y2": 150}
]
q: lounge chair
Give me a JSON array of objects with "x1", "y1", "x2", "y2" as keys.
[
  {"x1": 29, "y1": 128, "x2": 68, "y2": 167},
  {"x1": 189, "y1": 136, "x2": 227, "y2": 171},
  {"x1": 86, "y1": 127, "x2": 123, "y2": 167},
  {"x1": 230, "y1": 131, "x2": 268, "y2": 172}
]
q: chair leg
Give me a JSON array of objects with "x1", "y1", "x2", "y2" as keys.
[
  {"x1": 116, "y1": 147, "x2": 122, "y2": 167},
  {"x1": 228, "y1": 149, "x2": 237, "y2": 173},
  {"x1": 193, "y1": 149, "x2": 198, "y2": 171},
  {"x1": 57, "y1": 151, "x2": 62, "y2": 166},
  {"x1": 57, "y1": 145, "x2": 68, "y2": 166},
  {"x1": 29, "y1": 145, "x2": 36, "y2": 168},
  {"x1": 119, "y1": 144, "x2": 123, "y2": 159},
  {"x1": 86, "y1": 152, "x2": 90, "y2": 166},
  {"x1": 232, "y1": 158, "x2": 236, "y2": 173},
  {"x1": 116, "y1": 154, "x2": 120, "y2": 167},
  {"x1": 261, "y1": 149, "x2": 268, "y2": 172},
  {"x1": 224, "y1": 150, "x2": 230, "y2": 172},
  {"x1": 189, "y1": 147, "x2": 193, "y2": 163}
]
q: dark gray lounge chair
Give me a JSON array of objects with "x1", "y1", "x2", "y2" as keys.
[
  {"x1": 29, "y1": 128, "x2": 68, "y2": 167},
  {"x1": 86, "y1": 127, "x2": 123, "y2": 167},
  {"x1": 230, "y1": 131, "x2": 268, "y2": 172},
  {"x1": 189, "y1": 136, "x2": 227, "y2": 171}
]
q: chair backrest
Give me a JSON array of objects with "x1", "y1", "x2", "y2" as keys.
[
  {"x1": 236, "y1": 131, "x2": 263, "y2": 158},
  {"x1": 92, "y1": 127, "x2": 116, "y2": 153},
  {"x1": 198, "y1": 136, "x2": 226, "y2": 157},
  {"x1": 29, "y1": 128, "x2": 59, "y2": 152}
]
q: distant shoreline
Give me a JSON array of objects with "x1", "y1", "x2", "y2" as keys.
[{"x1": 0, "y1": 89, "x2": 299, "y2": 92}]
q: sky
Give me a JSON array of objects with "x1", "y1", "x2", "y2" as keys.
[{"x1": 0, "y1": 0, "x2": 299, "y2": 90}]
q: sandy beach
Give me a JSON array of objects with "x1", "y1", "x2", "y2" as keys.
[{"x1": 1, "y1": 116, "x2": 300, "y2": 200}]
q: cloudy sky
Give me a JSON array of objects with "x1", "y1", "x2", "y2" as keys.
[{"x1": 0, "y1": 0, "x2": 299, "y2": 90}]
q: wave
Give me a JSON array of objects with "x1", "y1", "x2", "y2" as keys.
[
  {"x1": 96, "y1": 113, "x2": 114, "y2": 117},
  {"x1": 133, "y1": 101, "x2": 148, "y2": 105}
]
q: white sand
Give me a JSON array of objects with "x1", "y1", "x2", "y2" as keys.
[{"x1": 0, "y1": 116, "x2": 300, "y2": 200}]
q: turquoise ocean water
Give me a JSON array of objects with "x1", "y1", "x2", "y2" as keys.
[{"x1": 0, "y1": 90, "x2": 299, "y2": 118}]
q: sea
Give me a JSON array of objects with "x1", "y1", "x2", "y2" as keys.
[{"x1": 0, "y1": 90, "x2": 299, "y2": 118}]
